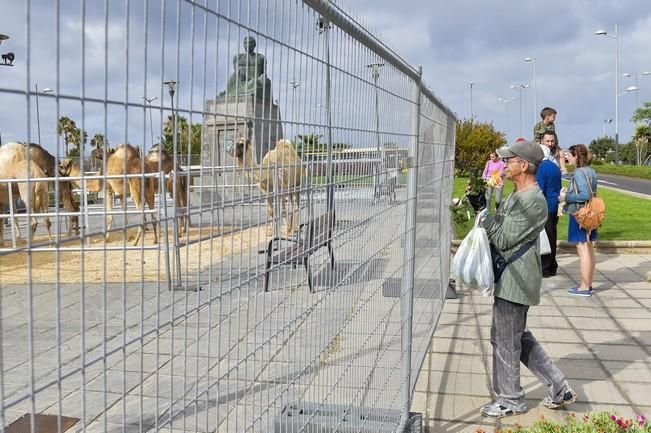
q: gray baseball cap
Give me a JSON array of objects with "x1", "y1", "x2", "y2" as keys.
[{"x1": 496, "y1": 140, "x2": 544, "y2": 165}]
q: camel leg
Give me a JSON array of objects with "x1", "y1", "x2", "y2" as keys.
[
  {"x1": 105, "y1": 188, "x2": 114, "y2": 242},
  {"x1": 145, "y1": 185, "x2": 158, "y2": 245},
  {"x1": 129, "y1": 179, "x2": 144, "y2": 246}
]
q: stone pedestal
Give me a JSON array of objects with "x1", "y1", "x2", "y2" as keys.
[{"x1": 199, "y1": 95, "x2": 283, "y2": 203}]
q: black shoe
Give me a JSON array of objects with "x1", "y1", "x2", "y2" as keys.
[{"x1": 542, "y1": 271, "x2": 557, "y2": 278}]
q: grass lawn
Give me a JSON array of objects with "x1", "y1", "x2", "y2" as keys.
[
  {"x1": 452, "y1": 177, "x2": 651, "y2": 241},
  {"x1": 591, "y1": 163, "x2": 651, "y2": 180}
]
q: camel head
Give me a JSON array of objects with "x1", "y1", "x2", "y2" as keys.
[
  {"x1": 59, "y1": 158, "x2": 76, "y2": 176},
  {"x1": 233, "y1": 137, "x2": 252, "y2": 161},
  {"x1": 90, "y1": 146, "x2": 115, "y2": 161}
]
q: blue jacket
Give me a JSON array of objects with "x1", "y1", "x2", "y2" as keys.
[
  {"x1": 565, "y1": 166, "x2": 598, "y2": 214},
  {"x1": 536, "y1": 159, "x2": 561, "y2": 213}
]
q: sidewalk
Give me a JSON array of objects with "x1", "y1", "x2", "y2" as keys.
[{"x1": 412, "y1": 252, "x2": 651, "y2": 432}]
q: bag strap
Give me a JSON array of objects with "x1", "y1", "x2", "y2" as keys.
[
  {"x1": 506, "y1": 238, "x2": 536, "y2": 265},
  {"x1": 582, "y1": 170, "x2": 595, "y2": 199}
]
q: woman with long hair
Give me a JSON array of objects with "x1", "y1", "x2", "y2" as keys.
[{"x1": 559, "y1": 144, "x2": 598, "y2": 296}]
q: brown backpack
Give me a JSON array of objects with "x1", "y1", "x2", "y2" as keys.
[{"x1": 573, "y1": 171, "x2": 605, "y2": 239}]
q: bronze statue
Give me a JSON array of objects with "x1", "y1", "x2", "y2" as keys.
[{"x1": 220, "y1": 37, "x2": 272, "y2": 101}]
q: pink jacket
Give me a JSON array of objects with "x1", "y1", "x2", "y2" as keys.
[{"x1": 483, "y1": 159, "x2": 505, "y2": 180}]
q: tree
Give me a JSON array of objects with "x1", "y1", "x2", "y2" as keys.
[
  {"x1": 90, "y1": 133, "x2": 106, "y2": 149},
  {"x1": 632, "y1": 124, "x2": 651, "y2": 165},
  {"x1": 588, "y1": 136, "x2": 615, "y2": 160},
  {"x1": 160, "y1": 114, "x2": 202, "y2": 156},
  {"x1": 454, "y1": 118, "x2": 506, "y2": 175},
  {"x1": 57, "y1": 116, "x2": 87, "y2": 156},
  {"x1": 631, "y1": 102, "x2": 651, "y2": 125}
]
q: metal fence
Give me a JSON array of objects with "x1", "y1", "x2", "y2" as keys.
[{"x1": 0, "y1": 0, "x2": 455, "y2": 432}]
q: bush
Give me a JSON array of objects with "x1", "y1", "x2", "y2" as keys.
[{"x1": 475, "y1": 412, "x2": 651, "y2": 433}]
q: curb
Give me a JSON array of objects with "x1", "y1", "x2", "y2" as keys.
[{"x1": 451, "y1": 240, "x2": 651, "y2": 254}]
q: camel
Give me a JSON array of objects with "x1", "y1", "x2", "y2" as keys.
[
  {"x1": 144, "y1": 146, "x2": 189, "y2": 235},
  {"x1": 0, "y1": 142, "x2": 79, "y2": 236},
  {"x1": 60, "y1": 143, "x2": 157, "y2": 245},
  {"x1": 0, "y1": 160, "x2": 53, "y2": 245},
  {"x1": 233, "y1": 138, "x2": 303, "y2": 234}
]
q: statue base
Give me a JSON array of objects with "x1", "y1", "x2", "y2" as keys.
[{"x1": 199, "y1": 95, "x2": 284, "y2": 204}]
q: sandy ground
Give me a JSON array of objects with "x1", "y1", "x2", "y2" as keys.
[{"x1": 0, "y1": 225, "x2": 270, "y2": 285}]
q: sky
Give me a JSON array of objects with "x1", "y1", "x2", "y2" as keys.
[
  {"x1": 346, "y1": 0, "x2": 651, "y2": 147},
  {"x1": 1, "y1": 0, "x2": 650, "y2": 154}
]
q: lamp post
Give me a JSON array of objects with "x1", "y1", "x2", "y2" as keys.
[
  {"x1": 603, "y1": 118, "x2": 612, "y2": 137},
  {"x1": 367, "y1": 63, "x2": 384, "y2": 200},
  {"x1": 595, "y1": 24, "x2": 620, "y2": 163},
  {"x1": 510, "y1": 84, "x2": 529, "y2": 138},
  {"x1": 469, "y1": 81, "x2": 475, "y2": 120},
  {"x1": 622, "y1": 72, "x2": 651, "y2": 108},
  {"x1": 524, "y1": 57, "x2": 537, "y2": 128},
  {"x1": 141, "y1": 96, "x2": 158, "y2": 150},
  {"x1": 290, "y1": 79, "x2": 300, "y2": 137},
  {"x1": 498, "y1": 97, "x2": 515, "y2": 143},
  {"x1": 35, "y1": 85, "x2": 52, "y2": 145}
]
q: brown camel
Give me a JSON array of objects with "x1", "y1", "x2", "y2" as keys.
[
  {"x1": 0, "y1": 160, "x2": 53, "y2": 245},
  {"x1": 0, "y1": 142, "x2": 79, "y2": 235},
  {"x1": 144, "y1": 146, "x2": 189, "y2": 235},
  {"x1": 61, "y1": 143, "x2": 157, "y2": 245},
  {"x1": 233, "y1": 138, "x2": 303, "y2": 233}
]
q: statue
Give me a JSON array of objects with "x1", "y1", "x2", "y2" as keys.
[{"x1": 219, "y1": 37, "x2": 272, "y2": 101}]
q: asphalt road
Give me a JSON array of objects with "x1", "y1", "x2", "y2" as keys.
[{"x1": 597, "y1": 173, "x2": 651, "y2": 196}]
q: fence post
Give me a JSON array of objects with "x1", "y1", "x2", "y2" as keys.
[
  {"x1": 399, "y1": 66, "x2": 422, "y2": 432},
  {"x1": 321, "y1": 17, "x2": 335, "y2": 216}
]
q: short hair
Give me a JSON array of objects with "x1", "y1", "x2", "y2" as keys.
[
  {"x1": 524, "y1": 160, "x2": 538, "y2": 175},
  {"x1": 568, "y1": 144, "x2": 592, "y2": 167},
  {"x1": 542, "y1": 131, "x2": 556, "y2": 140},
  {"x1": 540, "y1": 107, "x2": 557, "y2": 119}
]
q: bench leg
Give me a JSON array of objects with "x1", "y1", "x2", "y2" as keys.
[
  {"x1": 304, "y1": 257, "x2": 313, "y2": 293},
  {"x1": 328, "y1": 241, "x2": 335, "y2": 270}
]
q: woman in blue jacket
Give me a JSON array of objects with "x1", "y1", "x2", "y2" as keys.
[{"x1": 559, "y1": 144, "x2": 598, "y2": 296}]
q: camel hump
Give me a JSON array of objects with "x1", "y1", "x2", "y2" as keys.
[{"x1": 0, "y1": 142, "x2": 28, "y2": 171}]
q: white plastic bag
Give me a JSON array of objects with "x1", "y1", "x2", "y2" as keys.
[
  {"x1": 453, "y1": 214, "x2": 494, "y2": 296},
  {"x1": 539, "y1": 230, "x2": 551, "y2": 255}
]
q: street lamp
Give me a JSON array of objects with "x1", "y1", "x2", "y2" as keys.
[
  {"x1": 622, "y1": 72, "x2": 651, "y2": 108},
  {"x1": 0, "y1": 34, "x2": 14, "y2": 67},
  {"x1": 469, "y1": 81, "x2": 475, "y2": 120},
  {"x1": 524, "y1": 57, "x2": 537, "y2": 129},
  {"x1": 603, "y1": 118, "x2": 613, "y2": 137},
  {"x1": 35, "y1": 85, "x2": 53, "y2": 145},
  {"x1": 510, "y1": 84, "x2": 529, "y2": 138},
  {"x1": 498, "y1": 97, "x2": 515, "y2": 142},
  {"x1": 595, "y1": 24, "x2": 620, "y2": 162}
]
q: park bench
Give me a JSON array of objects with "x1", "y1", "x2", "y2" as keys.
[{"x1": 261, "y1": 210, "x2": 335, "y2": 293}]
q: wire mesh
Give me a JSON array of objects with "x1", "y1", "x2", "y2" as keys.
[{"x1": 0, "y1": 0, "x2": 455, "y2": 432}]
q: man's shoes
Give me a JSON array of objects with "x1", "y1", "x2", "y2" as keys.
[
  {"x1": 542, "y1": 387, "x2": 577, "y2": 409},
  {"x1": 568, "y1": 287, "x2": 593, "y2": 297},
  {"x1": 479, "y1": 402, "x2": 527, "y2": 418},
  {"x1": 542, "y1": 271, "x2": 557, "y2": 278}
]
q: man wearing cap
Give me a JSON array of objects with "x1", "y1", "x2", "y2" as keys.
[{"x1": 478, "y1": 140, "x2": 576, "y2": 418}]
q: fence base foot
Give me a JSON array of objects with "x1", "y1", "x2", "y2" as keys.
[
  {"x1": 169, "y1": 282, "x2": 204, "y2": 292},
  {"x1": 274, "y1": 403, "x2": 422, "y2": 432},
  {"x1": 446, "y1": 279, "x2": 458, "y2": 299}
]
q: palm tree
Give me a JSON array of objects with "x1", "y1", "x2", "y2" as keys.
[
  {"x1": 57, "y1": 116, "x2": 76, "y2": 156},
  {"x1": 90, "y1": 133, "x2": 106, "y2": 150},
  {"x1": 160, "y1": 114, "x2": 201, "y2": 156}
]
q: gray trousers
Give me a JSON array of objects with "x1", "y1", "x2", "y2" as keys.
[{"x1": 490, "y1": 297, "x2": 567, "y2": 409}]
